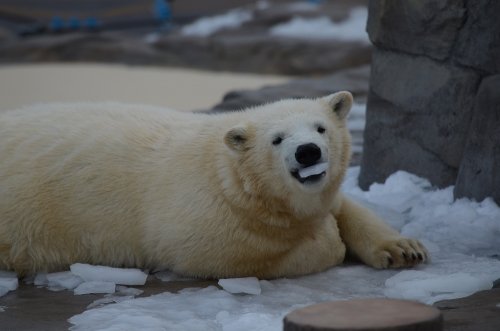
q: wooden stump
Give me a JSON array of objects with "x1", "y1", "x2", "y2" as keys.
[{"x1": 283, "y1": 298, "x2": 442, "y2": 331}]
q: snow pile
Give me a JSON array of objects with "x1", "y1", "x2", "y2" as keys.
[
  {"x1": 270, "y1": 7, "x2": 369, "y2": 43},
  {"x1": 181, "y1": 9, "x2": 252, "y2": 37},
  {"x1": 68, "y1": 167, "x2": 500, "y2": 330},
  {"x1": 0, "y1": 271, "x2": 18, "y2": 297},
  {"x1": 218, "y1": 277, "x2": 261, "y2": 295}
]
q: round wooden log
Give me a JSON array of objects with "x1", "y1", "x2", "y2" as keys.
[{"x1": 283, "y1": 298, "x2": 442, "y2": 331}]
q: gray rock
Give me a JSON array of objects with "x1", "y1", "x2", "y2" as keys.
[
  {"x1": 359, "y1": 49, "x2": 480, "y2": 189},
  {"x1": 359, "y1": 92, "x2": 459, "y2": 189},
  {"x1": 454, "y1": 75, "x2": 500, "y2": 204},
  {"x1": 211, "y1": 65, "x2": 370, "y2": 111},
  {"x1": 454, "y1": 0, "x2": 500, "y2": 74},
  {"x1": 155, "y1": 32, "x2": 372, "y2": 75},
  {"x1": 0, "y1": 32, "x2": 169, "y2": 65},
  {"x1": 367, "y1": 0, "x2": 465, "y2": 61},
  {"x1": 0, "y1": 1, "x2": 372, "y2": 75}
]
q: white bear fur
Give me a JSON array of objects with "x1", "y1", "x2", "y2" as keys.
[{"x1": 0, "y1": 92, "x2": 427, "y2": 278}]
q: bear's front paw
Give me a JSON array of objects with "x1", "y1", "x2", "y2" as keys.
[{"x1": 369, "y1": 238, "x2": 429, "y2": 269}]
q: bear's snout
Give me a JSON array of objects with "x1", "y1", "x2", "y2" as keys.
[{"x1": 295, "y1": 143, "x2": 322, "y2": 167}]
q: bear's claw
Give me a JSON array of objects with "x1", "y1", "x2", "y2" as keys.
[{"x1": 371, "y1": 237, "x2": 429, "y2": 269}]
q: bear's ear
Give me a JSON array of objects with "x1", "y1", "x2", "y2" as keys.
[
  {"x1": 324, "y1": 91, "x2": 353, "y2": 120},
  {"x1": 224, "y1": 125, "x2": 252, "y2": 152}
]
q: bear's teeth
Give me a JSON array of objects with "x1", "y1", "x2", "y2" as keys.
[{"x1": 298, "y1": 162, "x2": 328, "y2": 179}]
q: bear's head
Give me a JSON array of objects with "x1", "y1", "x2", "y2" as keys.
[{"x1": 223, "y1": 91, "x2": 353, "y2": 217}]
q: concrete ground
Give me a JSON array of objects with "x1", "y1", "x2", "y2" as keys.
[
  {"x1": 1, "y1": 278, "x2": 499, "y2": 330},
  {"x1": 0, "y1": 278, "x2": 217, "y2": 330}
]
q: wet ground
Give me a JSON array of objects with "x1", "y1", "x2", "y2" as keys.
[{"x1": 1, "y1": 278, "x2": 499, "y2": 330}]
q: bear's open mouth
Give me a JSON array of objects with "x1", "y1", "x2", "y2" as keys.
[{"x1": 291, "y1": 162, "x2": 328, "y2": 184}]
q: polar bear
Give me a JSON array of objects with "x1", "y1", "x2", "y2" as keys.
[{"x1": 0, "y1": 92, "x2": 427, "y2": 278}]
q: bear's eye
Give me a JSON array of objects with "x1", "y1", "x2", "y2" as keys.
[
  {"x1": 272, "y1": 136, "x2": 283, "y2": 146},
  {"x1": 317, "y1": 126, "x2": 326, "y2": 134}
]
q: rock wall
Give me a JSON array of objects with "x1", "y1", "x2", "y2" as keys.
[{"x1": 359, "y1": 0, "x2": 500, "y2": 204}]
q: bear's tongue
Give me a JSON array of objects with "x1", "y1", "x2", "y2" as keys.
[{"x1": 298, "y1": 162, "x2": 328, "y2": 179}]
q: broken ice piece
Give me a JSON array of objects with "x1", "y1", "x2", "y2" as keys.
[
  {"x1": 46, "y1": 271, "x2": 84, "y2": 290},
  {"x1": 34, "y1": 273, "x2": 48, "y2": 286},
  {"x1": 116, "y1": 285, "x2": 143, "y2": 296},
  {"x1": 0, "y1": 271, "x2": 18, "y2": 292},
  {"x1": 298, "y1": 162, "x2": 328, "y2": 179},
  {"x1": 74, "y1": 281, "x2": 116, "y2": 295},
  {"x1": 0, "y1": 271, "x2": 18, "y2": 298},
  {"x1": 154, "y1": 270, "x2": 195, "y2": 282},
  {"x1": 70, "y1": 263, "x2": 148, "y2": 286},
  {"x1": 218, "y1": 277, "x2": 261, "y2": 295}
]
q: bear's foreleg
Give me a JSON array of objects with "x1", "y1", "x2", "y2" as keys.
[
  {"x1": 333, "y1": 194, "x2": 428, "y2": 269},
  {"x1": 269, "y1": 215, "x2": 346, "y2": 277}
]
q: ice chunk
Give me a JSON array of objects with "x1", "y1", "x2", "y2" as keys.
[
  {"x1": 74, "y1": 281, "x2": 116, "y2": 295},
  {"x1": 34, "y1": 273, "x2": 48, "y2": 286},
  {"x1": 0, "y1": 271, "x2": 18, "y2": 293},
  {"x1": 218, "y1": 277, "x2": 261, "y2": 295},
  {"x1": 87, "y1": 295, "x2": 136, "y2": 309},
  {"x1": 298, "y1": 162, "x2": 328, "y2": 179},
  {"x1": 0, "y1": 270, "x2": 18, "y2": 297},
  {"x1": 70, "y1": 263, "x2": 147, "y2": 286},
  {"x1": 0, "y1": 287, "x2": 9, "y2": 297},
  {"x1": 0, "y1": 270, "x2": 16, "y2": 279},
  {"x1": 46, "y1": 271, "x2": 83, "y2": 290},
  {"x1": 384, "y1": 271, "x2": 493, "y2": 304},
  {"x1": 154, "y1": 271, "x2": 195, "y2": 282},
  {"x1": 116, "y1": 285, "x2": 143, "y2": 297}
]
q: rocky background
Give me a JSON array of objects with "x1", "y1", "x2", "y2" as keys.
[
  {"x1": 0, "y1": 0, "x2": 369, "y2": 75},
  {"x1": 359, "y1": 0, "x2": 500, "y2": 204}
]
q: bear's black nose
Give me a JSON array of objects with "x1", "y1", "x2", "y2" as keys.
[{"x1": 295, "y1": 143, "x2": 321, "y2": 167}]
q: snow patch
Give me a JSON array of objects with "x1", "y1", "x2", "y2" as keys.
[
  {"x1": 270, "y1": 7, "x2": 369, "y2": 43},
  {"x1": 181, "y1": 9, "x2": 252, "y2": 37},
  {"x1": 218, "y1": 277, "x2": 261, "y2": 295}
]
